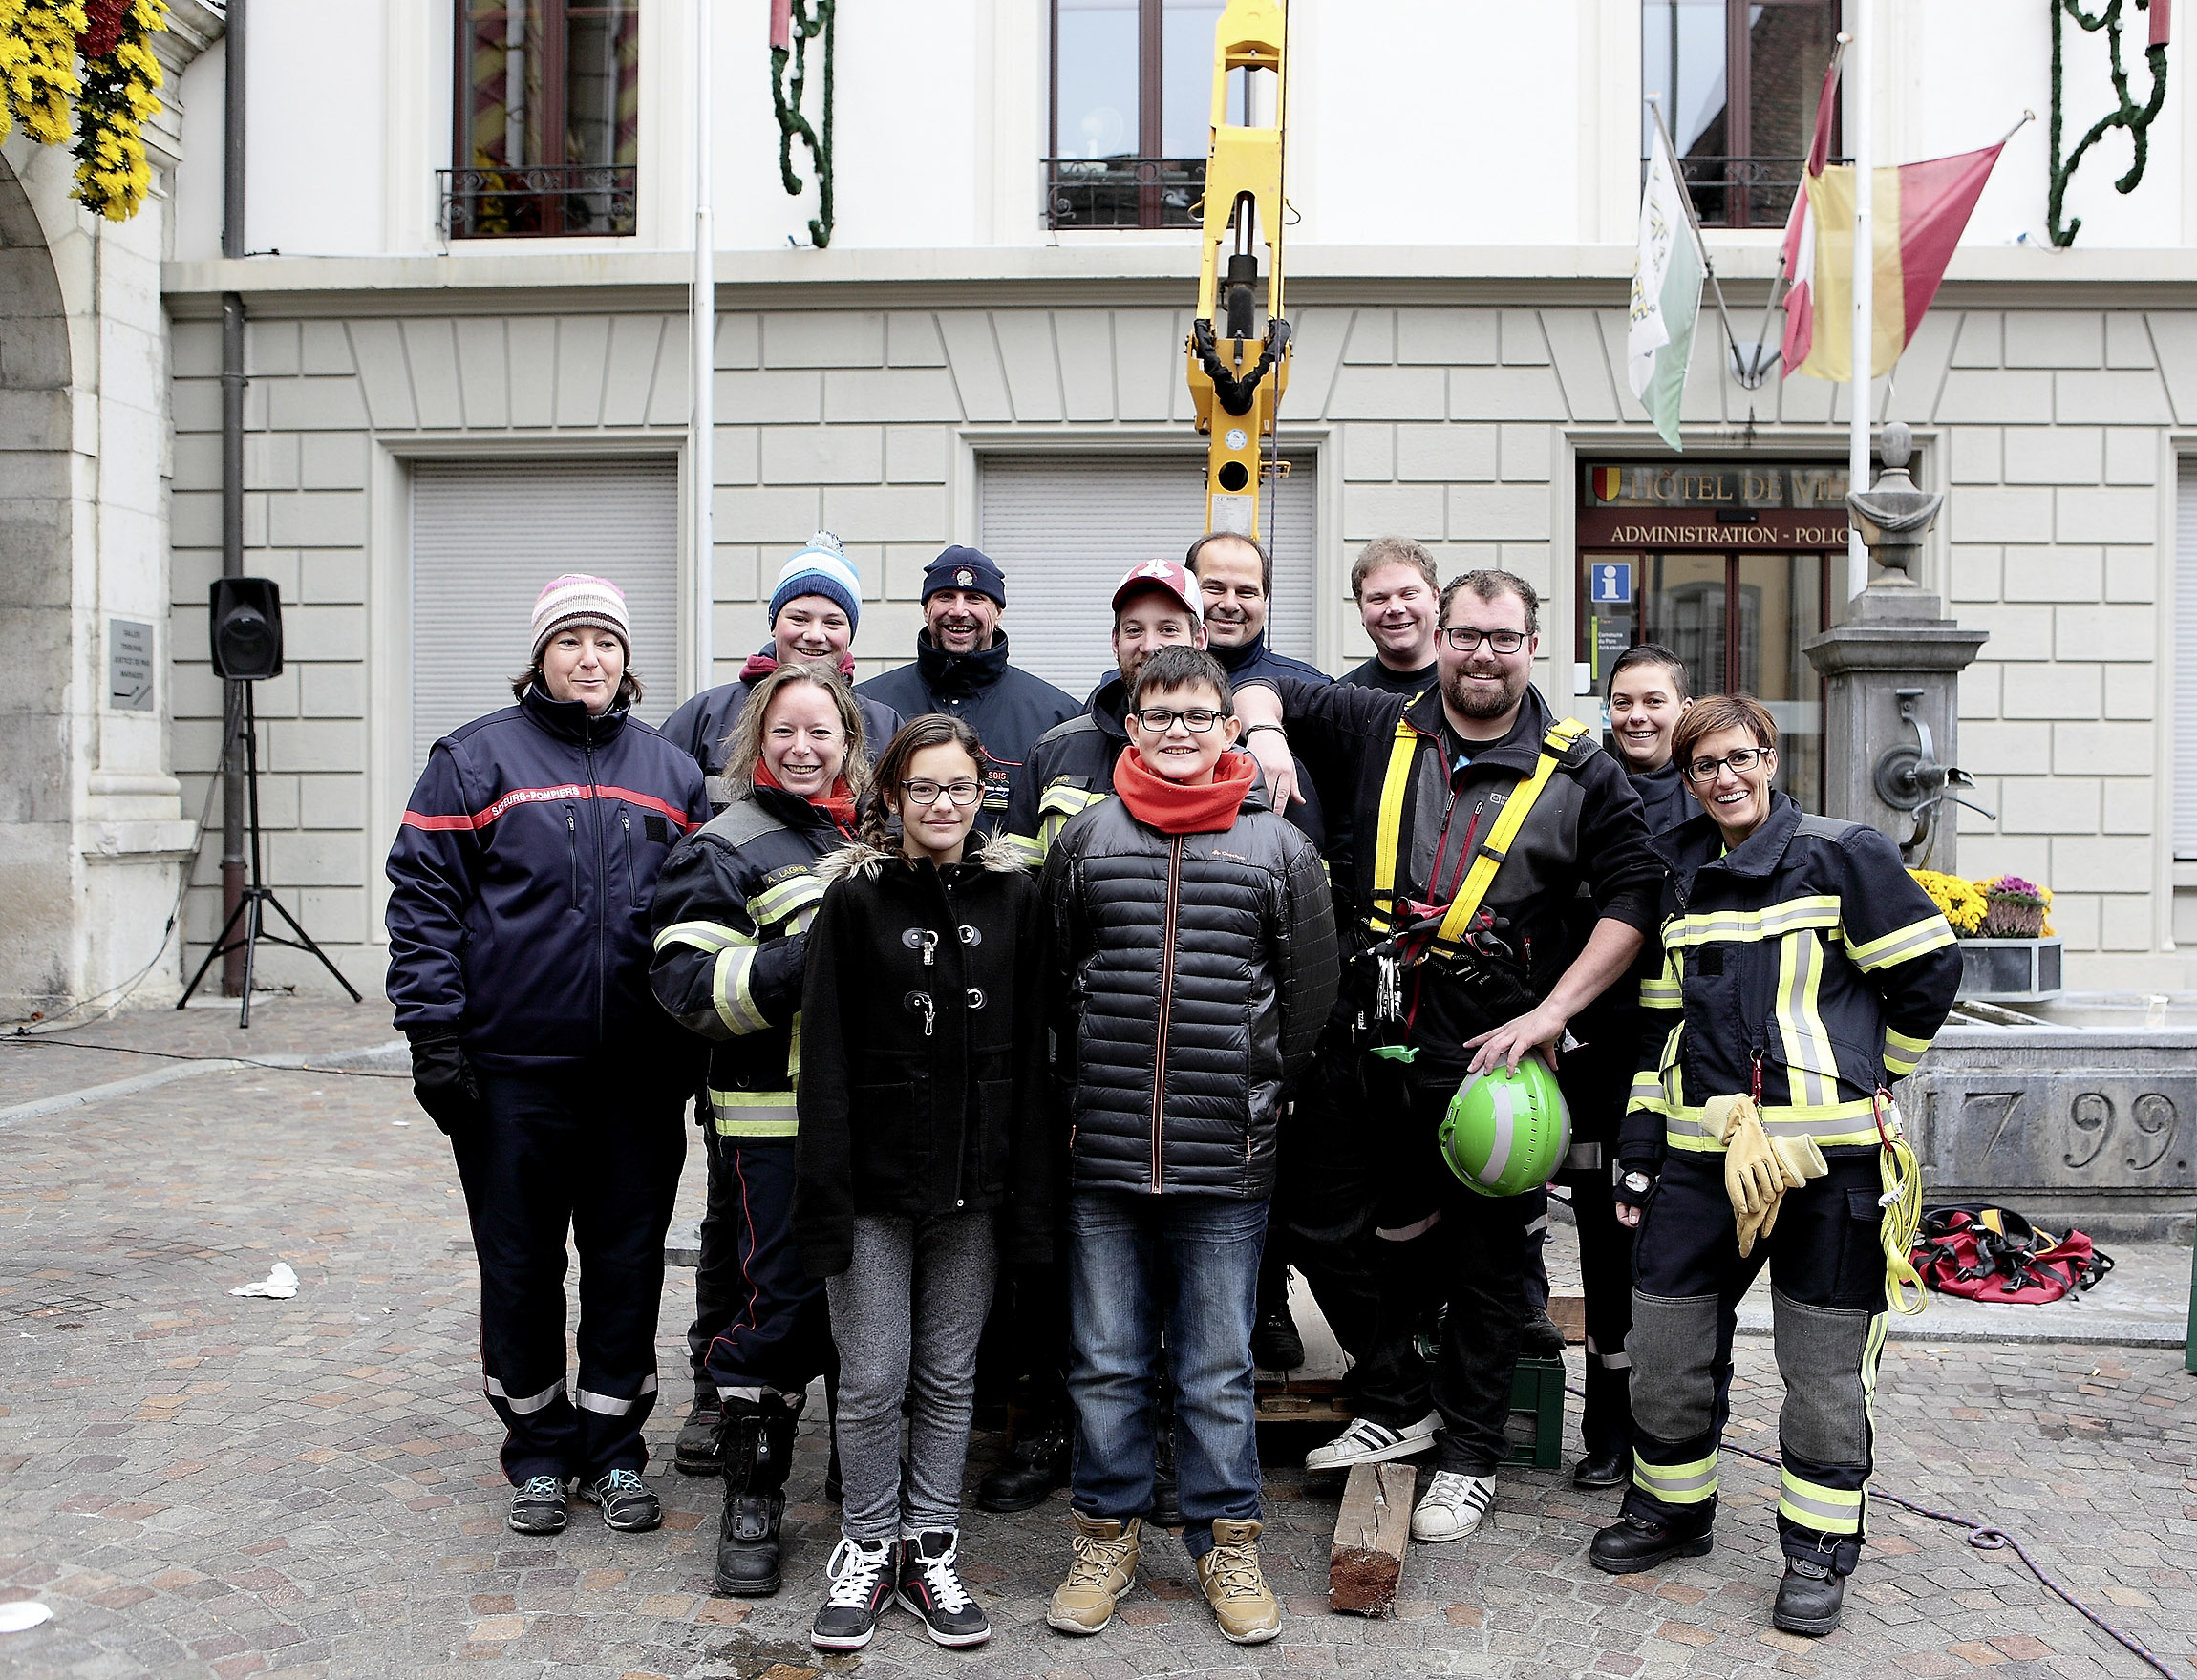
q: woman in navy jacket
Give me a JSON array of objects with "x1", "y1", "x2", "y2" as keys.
[{"x1": 385, "y1": 574, "x2": 708, "y2": 1541}]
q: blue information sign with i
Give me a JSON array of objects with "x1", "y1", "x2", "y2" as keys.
[{"x1": 1589, "y1": 561, "x2": 1632, "y2": 605}]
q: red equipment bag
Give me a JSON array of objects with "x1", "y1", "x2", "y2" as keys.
[{"x1": 1910, "y1": 1203, "x2": 2116, "y2": 1304}]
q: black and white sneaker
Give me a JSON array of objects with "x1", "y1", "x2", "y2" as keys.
[
  {"x1": 1303, "y1": 1411, "x2": 1439, "y2": 1473},
  {"x1": 1411, "y1": 1470, "x2": 1496, "y2": 1542},
  {"x1": 577, "y1": 1468, "x2": 662, "y2": 1532},
  {"x1": 508, "y1": 1474, "x2": 568, "y2": 1534},
  {"x1": 896, "y1": 1529, "x2": 990, "y2": 1648},
  {"x1": 811, "y1": 1537, "x2": 897, "y2": 1651}
]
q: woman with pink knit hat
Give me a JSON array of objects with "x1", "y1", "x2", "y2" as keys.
[{"x1": 386, "y1": 572, "x2": 711, "y2": 1540}]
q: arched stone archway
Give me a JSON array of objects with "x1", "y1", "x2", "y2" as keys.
[{"x1": 0, "y1": 148, "x2": 79, "y2": 1010}]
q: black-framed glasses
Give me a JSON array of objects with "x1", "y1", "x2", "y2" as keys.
[
  {"x1": 1682, "y1": 747, "x2": 1774, "y2": 783},
  {"x1": 1131, "y1": 707, "x2": 1226, "y2": 734},
  {"x1": 1440, "y1": 627, "x2": 1528, "y2": 654},
  {"x1": 902, "y1": 779, "x2": 983, "y2": 807}
]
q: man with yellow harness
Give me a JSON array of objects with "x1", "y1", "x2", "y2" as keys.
[
  {"x1": 1591, "y1": 694, "x2": 1960, "y2": 1637},
  {"x1": 1232, "y1": 569, "x2": 1659, "y2": 1542}
]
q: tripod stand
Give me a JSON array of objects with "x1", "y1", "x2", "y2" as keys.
[{"x1": 178, "y1": 682, "x2": 363, "y2": 1027}]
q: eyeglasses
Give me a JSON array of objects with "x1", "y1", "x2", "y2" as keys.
[
  {"x1": 1682, "y1": 747, "x2": 1774, "y2": 783},
  {"x1": 901, "y1": 779, "x2": 983, "y2": 807},
  {"x1": 1131, "y1": 707, "x2": 1226, "y2": 734},
  {"x1": 1440, "y1": 627, "x2": 1528, "y2": 654}
]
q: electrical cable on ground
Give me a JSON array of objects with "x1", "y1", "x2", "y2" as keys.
[
  {"x1": 1562, "y1": 1381, "x2": 2186, "y2": 1680},
  {"x1": 0, "y1": 1035, "x2": 409, "y2": 1080}
]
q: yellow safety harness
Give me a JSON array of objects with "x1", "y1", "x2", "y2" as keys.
[{"x1": 1365, "y1": 714, "x2": 1590, "y2": 958}]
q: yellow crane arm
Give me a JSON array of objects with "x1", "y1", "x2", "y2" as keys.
[{"x1": 1184, "y1": 0, "x2": 1290, "y2": 541}]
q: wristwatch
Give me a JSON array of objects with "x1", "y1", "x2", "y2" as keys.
[{"x1": 1239, "y1": 722, "x2": 1289, "y2": 741}]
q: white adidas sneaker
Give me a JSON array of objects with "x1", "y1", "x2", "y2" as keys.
[
  {"x1": 1411, "y1": 1470, "x2": 1496, "y2": 1542},
  {"x1": 1302, "y1": 1411, "x2": 1440, "y2": 1473}
]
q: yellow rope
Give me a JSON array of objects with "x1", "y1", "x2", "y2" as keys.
[{"x1": 1877, "y1": 1108, "x2": 1929, "y2": 1315}]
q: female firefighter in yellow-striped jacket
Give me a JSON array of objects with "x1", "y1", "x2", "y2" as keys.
[{"x1": 1589, "y1": 693, "x2": 1960, "y2": 1641}]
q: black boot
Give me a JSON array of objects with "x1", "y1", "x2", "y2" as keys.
[
  {"x1": 1250, "y1": 1304, "x2": 1304, "y2": 1372},
  {"x1": 1571, "y1": 1445, "x2": 1631, "y2": 1490},
  {"x1": 715, "y1": 1398, "x2": 797, "y2": 1597},
  {"x1": 1519, "y1": 1307, "x2": 1568, "y2": 1360},
  {"x1": 675, "y1": 1392, "x2": 724, "y2": 1476},
  {"x1": 1589, "y1": 1510, "x2": 1713, "y2": 1574},
  {"x1": 1772, "y1": 1557, "x2": 1845, "y2": 1635},
  {"x1": 974, "y1": 1419, "x2": 1070, "y2": 1513}
]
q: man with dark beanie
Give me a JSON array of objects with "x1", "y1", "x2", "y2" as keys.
[{"x1": 858, "y1": 546, "x2": 1077, "y2": 837}]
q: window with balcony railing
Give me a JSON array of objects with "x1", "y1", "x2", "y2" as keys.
[
  {"x1": 1643, "y1": 0, "x2": 1842, "y2": 229},
  {"x1": 1047, "y1": 0, "x2": 1226, "y2": 230},
  {"x1": 446, "y1": 0, "x2": 638, "y2": 239}
]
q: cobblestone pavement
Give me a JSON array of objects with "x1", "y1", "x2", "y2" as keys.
[{"x1": 3, "y1": 1003, "x2": 2195, "y2": 1679}]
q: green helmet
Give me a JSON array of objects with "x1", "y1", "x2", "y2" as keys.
[{"x1": 1439, "y1": 1058, "x2": 1571, "y2": 1198}]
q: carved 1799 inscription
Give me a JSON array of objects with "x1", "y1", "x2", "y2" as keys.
[{"x1": 1957, "y1": 1086, "x2": 2188, "y2": 1179}]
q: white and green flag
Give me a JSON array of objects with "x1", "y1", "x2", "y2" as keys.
[{"x1": 1628, "y1": 119, "x2": 1703, "y2": 451}]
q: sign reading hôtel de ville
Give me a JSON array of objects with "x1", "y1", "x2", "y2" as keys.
[{"x1": 1579, "y1": 463, "x2": 1852, "y2": 550}]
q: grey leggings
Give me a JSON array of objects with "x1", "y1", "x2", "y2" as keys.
[{"x1": 824, "y1": 1210, "x2": 998, "y2": 1540}]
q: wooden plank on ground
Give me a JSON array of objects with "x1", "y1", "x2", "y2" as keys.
[{"x1": 1329, "y1": 1461, "x2": 1416, "y2": 1616}]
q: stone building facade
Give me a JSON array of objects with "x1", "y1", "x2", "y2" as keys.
[{"x1": 12, "y1": 0, "x2": 2197, "y2": 1012}]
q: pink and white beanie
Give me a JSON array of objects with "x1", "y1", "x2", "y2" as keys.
[{"x1": 529, "y1": 573, "x2": 631, "y2": 664}]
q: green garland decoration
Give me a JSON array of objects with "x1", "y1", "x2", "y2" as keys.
[
  {"x1": 2048, "y1": 0, "x2": 2168, "y2": 247},
  {"x1": 770, "y1": 0, "x2": 834, "y2": 248}
]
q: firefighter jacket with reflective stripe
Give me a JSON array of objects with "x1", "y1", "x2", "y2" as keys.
[
  {"x1": 857, "y1": 632, "x2": 1078, "y2": 836},
  {"x1": 1039, "y1": 777, "x2": 1339, "y2": 1198},
  {"x1": 647, "y1": 787, "x2": 851, "y2": 1138},
  {"x1": 1252, "y1": 677, "x2": 1661, "y2": 1074},
  {"x1": 1618, "y1": 793, "x2": 1961, "y2": 1167},
  {"x1": 385, "y1": 686, "x2": 710, "y2": 1073},
  {"x1": 791, "y1": 836, "x2": 1052, "y2": 1277},
  {"x1": 661, "y1": 663, "x2": 903, "y2": 814},
  {"x1": 1003, "y1": 674, "x2": 1326, "y2": 868}
]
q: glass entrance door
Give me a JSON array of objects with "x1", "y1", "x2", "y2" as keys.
[{"x1": 1580, "y1": 549, "x2": 1831, "y2": 809}]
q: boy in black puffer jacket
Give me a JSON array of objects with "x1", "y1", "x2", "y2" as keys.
[{"x1": 1038, "y1": 645, "x2": 1338, "y2": 1648}]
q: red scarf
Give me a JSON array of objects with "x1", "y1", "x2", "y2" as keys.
[
  {"x1": 1112, "y1": 746, "x2": 1256, "y2": 835},
  {"x1": 753, "y1": 755, "x2": 859, "y2": 833},
  {"x1": 741, "y1": 649, "x2": 858, "y2": 681}
]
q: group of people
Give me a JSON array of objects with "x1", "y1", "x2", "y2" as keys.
[{"x1": 383, "y1": 527, "x2": 1961, "y2": 1653}]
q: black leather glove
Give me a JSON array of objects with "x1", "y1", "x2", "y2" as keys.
[{"x1": 410, "y1": 1032, "x2": 485, "y2": 1137}]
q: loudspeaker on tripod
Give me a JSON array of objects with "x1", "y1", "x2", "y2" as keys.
[
  {"x1": 209, "y1": 577, "x2": 285, "y2": 681},
  {"x1": 181, "y1": 575, "x2": 359, "y2": 1024}
]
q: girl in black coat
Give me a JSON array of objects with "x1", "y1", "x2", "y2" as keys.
[{"x1": 794, "y1": 715, "x2": 1049, "y2": 1653}]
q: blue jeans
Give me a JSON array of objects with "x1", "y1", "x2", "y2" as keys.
[{"x1": 1065, "y1": 1189, "x2": 1268, "y2": 1559}]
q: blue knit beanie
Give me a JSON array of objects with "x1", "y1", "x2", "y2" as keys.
[{"x1": 767, "y1": 531, "x2": 862, "y2": 630}]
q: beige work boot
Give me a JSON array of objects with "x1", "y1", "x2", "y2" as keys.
[
  {"x1": 1045, "y1": 1512, "x2": 1141, "y2": 1635},
  {"x1": 1194, "y1": 1519, "x2": 1282, "y2": 1645}
]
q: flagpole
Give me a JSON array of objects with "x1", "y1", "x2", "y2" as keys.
[
  {"x1": 1848, "y1": 0, "x2": 1872, "y2": 598},
  {"x1": 1750, "y1": 36, "x2": 1847, "y2": 384},
  {"x1": 1648, "y1": 98, "x2": 1752, "y2": 389},
  {"x1": 692, "y1": 0, "x2": 715, "y2": 694}
]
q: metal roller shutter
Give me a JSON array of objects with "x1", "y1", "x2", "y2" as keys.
[
  {"x1": 976, "y1": 453, "x2": 1317, "y2": 695},
  {"x1": 410, "y1": 457, "x2": 680, "y2": 776}
]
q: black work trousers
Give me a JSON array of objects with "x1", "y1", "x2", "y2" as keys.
[
  {"x1": 1556, "y1": 1054, "x2": 1637, "y2": 1459},
  {"x1": 1624, "y1": 1150, "x2": 1890, "y2": 1575},
  {"x1": 1341, "y1": 1061, "x2": 1537, "y2": 1476},
  {"x1": 690, "y1": 1129, "x2": 833, "y2": 1403},
  {"x1": 1269, "y1": 1033, "x2": 1391, "y2": 1385},
  {"x1": 455, "y1": 1065, "x2": 687, "y2": 1484}
]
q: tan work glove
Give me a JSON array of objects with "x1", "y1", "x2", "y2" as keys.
[
  {"x1": 1711, "y1": 1095, "x2": 1782, "y2": 1258},
  {"x1": 1744, "y1": 1132, "x2": 1831, "y2": 1251}
]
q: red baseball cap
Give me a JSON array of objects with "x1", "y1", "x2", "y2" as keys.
[{"x1": 1110, "y1": 558, "x2": 1203, "y2": 625}]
